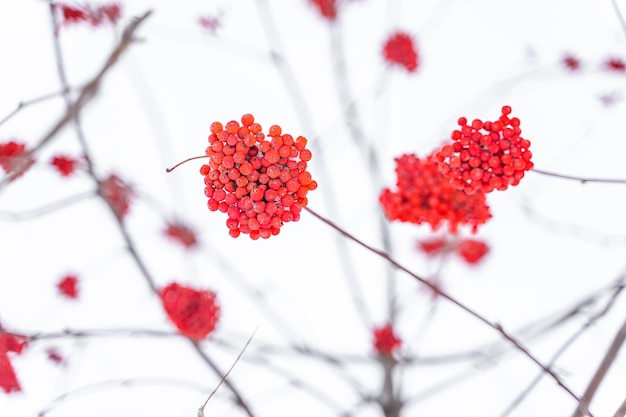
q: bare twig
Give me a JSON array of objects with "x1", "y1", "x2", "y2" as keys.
[
  {"x1": 0, "y1": 89, "x2": 68, "y2": 127},
  {"x1": 570, "y1": 315, "x2": 626, "y2": 417},
  {"x1": 532, "y1": 169, "x2": 626, "y2": 184},
  {"x1": 0, "y1": 191, "x2": 95, "y2": 221},
  {"x1": 0, "y1": 10, "x2": 153, "y2": 188},
  {"x1": 612, "y1": 395, "x2": 626, "y2": 417},
  {"x1": 305, "y1": 206, "x2": 587, "y2": 411}
]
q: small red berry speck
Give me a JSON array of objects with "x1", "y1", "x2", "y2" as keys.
[
  {"x1": 99, "y1": 173, "x2": 133, "y2": 221},
  {"x1": 456, "y1": 238, "x2": 489, "y2": 265},
  {"x1": 201, "y1": 114, "x2": 316, "y2": 239},
  {"x1": 309, "y1": 0, "x2": 337, "y2": 21},
  {"x1": 562, "y1": 54, "x2": 581, "y2": 71},
  {"x1": 0, "y1": 140, "x2": 35, "y2": 181},
  {"x1": 50, "y1": 155, "x2": 78, "y2": 177},
  {"x1": 164, "y1": 222, "x2": 198, "y2": 249},
  {"x1": 417, "y1": 237, "x2": 447, "y2": 256},
  {"x1": 46, "y1": 348, "x2": 65, "y2": 365},
  {"x1": 198, "y1": 15, "x2": 221, "y2": 34},
  {"x1": 0, "y1": 332, "x2": 28, "y2": 394},
  {"x1": 57, "y1": 275, "x2": 79, "y2": 299},
  {"x1": 604, "y1": 57, "x2": 626, "y2": 73},
  {"x1": 373, "y1": 324, "x2": 402, "y2": 356},
  {"x1": 379, "y1": 153, "x2": 491, "y2": 234},
  {"x1": 433, "y1": 106, "x2": 533, "y2": 195},
  {"x1": 159, "y1": 283, "x2": 220, "y2": 340},
  {"x1": 383, "y1": 32, "x2": 419, "y2": 73}
]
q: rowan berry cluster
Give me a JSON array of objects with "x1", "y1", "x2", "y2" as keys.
[
  {"x1": 379, "y1": 154, "x2": 491, "y2": 233},
  {"x1": 0, "y1": 332, "x2": 28, "y2": 393},
  {"x1": 202, "y1": 114, "x2": 317, "y2": 239},
  {"x1": 164, "y1": 222, "x2": 198, "y2": 249},
  {"x1": 99, "y1": 174, "x2": 133, "y2": 221},
  {"x1": 372, "y1": 324, "x2": 402, "y2": 356},
  {"x1": 383, "y1": 32, "x2": 419, "y2": 73},
  {"x1": 433, "y1": 106, "x2": 533, "y2": 195},
  {"x1": 417, "y1": 236, "x2": 490, "y2": 265},
  {"x1": 0, "y1": 140, "x2": 34, "y2": 180},
  {"x1": 50, "y1": 155, "x2": 78, "y2": 177},
  {"x1": 159, "y1": 283, "x2": 220, "y2": 341}
]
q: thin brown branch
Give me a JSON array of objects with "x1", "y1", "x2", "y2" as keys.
[
  {"x1": 0, "y1": 89, "x2": 68, "y2": 127},
  {"x1": 0, "y1": 10, "x2": 153, "y2": 188},
  {"x1": 0, "y1": 191, "x2": 95, "y2": 221},
  {"x1": 532, "y1": 169, "x2": 626, "y2": 184},
  {"x1": 305, "y1": 206, "x2": 587, "y2": 411},
  {"x1": 612, "y1": 396, "x2": 626, "y2": 417},
  {"x1": 570, "y1": 315, "x2": 626, "y2": 417}
]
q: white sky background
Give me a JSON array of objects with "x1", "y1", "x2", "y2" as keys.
[{"x1": 1, "y1": 0, "x2": 626, "y2": 416}]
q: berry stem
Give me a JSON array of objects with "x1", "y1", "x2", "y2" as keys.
[
  {"x1": 165, "y1": 155, "x2": 208, "y2": 173},
  {"x1": 532, "y1": 169, "x2": 626, "y2": 184},
  {"x1": 304, "y1": 206, "x2": 589, "y2": 412}
]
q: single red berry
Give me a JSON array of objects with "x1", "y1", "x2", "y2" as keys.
[
  {"x1": 604, "y1": 57, "x2": 626, "y2": 73},
  {"x1": 383, "y1": 31, "x2": 419, "y2": 73}
]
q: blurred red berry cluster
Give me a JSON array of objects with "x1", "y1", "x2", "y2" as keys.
[
  {"x1": 372, "y1": 324, "x2": 402, "y2": 356},
  {"x1": 53, "y1": 2, "x2": 122, "y2": 28},
  {"x1": 0, "y1": 140, "x2": 35, "y2": 181},
  {"x1": 417, "y1": 237, "x2": 490, "y2": 265},
  {"x1": 0, "y1": 332, "x2": 28, "y2": 393},
  {"x1": 379, "y1": 154, "x2": 491, "y2": 233},
  {"x1": 159, "y1": 283, "x2": 220, "y2": 340},
  {"x1": 164, "y1": 222, "x2": 198, "y2": 249},
  {"x1": 50, "y1": 155, "x2": 78, "y2": 177},
  {"x1": 202, "y1": 114, "x2": 317, "y2": 239},
  {"x1": 99, "y1": 174, "x2": 133, "y2": 221},
  {"x1": 309, "y1": 0, "x2": 337, "y2": 21},
  {"x1": 383, "y1": 32, "x2": 419, "y2": 73},
  {"x1": 434, "y1": 106, "x2": 533, "y2": 195},
  {"x1": 57, "y1": 274, "x2": 79, "y2": 299}
]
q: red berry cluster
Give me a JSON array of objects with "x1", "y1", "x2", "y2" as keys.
[
  {"x1": 99, "y1": 174, "x2": 133, "y2": 221},
  {"x1": 379, "y1": 154, "x2": 491, "y2": 234},
  {"x1": 53, "y1": 2, "x2": 122, "y2": 28},
  {"x1": 50, "y1": 155, "x2": 78, "y2": 177},
  {"x1": 416, "y1": 236, "x2": 490, "y2": 265},
  {"x1": 605, "y1": 57, "x2": 626, "y2": 73},
  {"x1": 164, "y1": 222, "x2": 198, "y2": 249},
  {"x1": 434, "y1": 106, "x2": 533, "y2": 195},
  {"x1": 372, "y1": 324, "x2": 402, "y2": 356},
  {"x1": 0, "y1": 140, "x2": 35, "y2": 181},
  {"x1": 202, "y1": 114, "x2": 317, "y2": 240},
  {"x1": 159, "y1": 283, "x2": 220, "y2": 341},
  {"x1": 382, "y1": 32, "x2": 419, "y2": 73},
  {"x1": 309, "y1": 0, "x2": 337, "y2": 21},
  {"x1": 0, "y1": 332, "x2": 28, "y2": 394},
  {"x1": 57, "y1": 274, "x2": 79, "y2": 299}
]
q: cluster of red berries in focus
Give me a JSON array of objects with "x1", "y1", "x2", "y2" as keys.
[
  {"x1": 99, "y1": 174, "x2": 133, "y2": 221},
  {"x1": 57, "y1": 275, "x2": 79, "y2": 299},
  {"x1": 309, "y1": 0, "x2": 337, "y2": 21},
  {"x1": 383, "y1": 32, "x2": 419, "y2": 73},
  {"x1": 50, "y1": 155, "x2": 79, "y2": 177},
  {"x1": 373, "y1": 324, "x2": 402, "y2": 356},
  {"x1": 379, "y1": 154, "x2": 491, "y2": 233},
  {"x1": 164, "y1": 222, "x2": 198, "y2": 249},
  {"x1": 0, "y1": 141, "x2": 35, "y2": 181},
  {"x1": 433, "y1": 106, "x2": 533, "y2": 195},
  {"x1": 53, "y1": 2, "x2": 122, "y2": 28},
  {"x1": 0, "y1": 331, "x2": 28, "y2": 393},
  {"x1": 417, "y1": 237, "x2": 490, "y2": 265},
  {"x1": 159, "y1": 283, "x2": 220, "y2": 340},
  {"x1": 202, "y1": 114, "x2": 317, "y2": 239}
]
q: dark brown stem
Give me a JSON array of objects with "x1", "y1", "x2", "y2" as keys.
[
  {"x1": 304, "y1": 206, "x2": 587, "y2": 412},
  {"x1": 165, "y1": 155, "x2": 208, "y2": 172}
]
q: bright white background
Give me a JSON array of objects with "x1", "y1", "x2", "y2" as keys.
[{"x1": 1, "y1": 0, "x2": 626, "y2": 416}]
